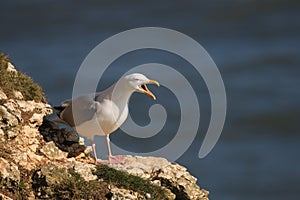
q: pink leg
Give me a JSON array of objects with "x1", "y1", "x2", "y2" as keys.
[
  {"x1": 106, "y1": 134, "x2": 126, "y2": 164},
  {"x1": 106, "y1": 134, "x2": 112, "y2": 157},
  {"x1": 91, "y1": 140, "x2": 109, "y2": 165},
  {"x1": 92, "y1": 142, "x2": 98, "y2": 160}
]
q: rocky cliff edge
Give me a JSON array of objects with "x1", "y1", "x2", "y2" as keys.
[{"x1": 0, "y1": 52, "x2": 209, "y2": 200}]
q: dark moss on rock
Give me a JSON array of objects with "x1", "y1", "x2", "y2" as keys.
[
  {"x1": 32, "y1": 164, "x2": 110, "y2": 199},
  {"x1": 94, "y1": 165, "x2": 168, "y2": 199}
]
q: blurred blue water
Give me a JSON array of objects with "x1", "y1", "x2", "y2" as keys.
[{"x1": 1, "y1": 1, "x2": 300, "y2": 199}]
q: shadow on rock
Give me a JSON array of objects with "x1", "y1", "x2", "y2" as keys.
[{"x1": 38, "y1": 118, "x2": 86, "y2": 158}]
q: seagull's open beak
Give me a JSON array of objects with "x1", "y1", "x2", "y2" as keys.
[{"x1": 139, "y1": 80, "x2": 160, "y2": 100}]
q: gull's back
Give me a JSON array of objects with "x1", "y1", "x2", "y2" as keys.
[{"x1": 53, "y1": 84, "x2": 130, "y2": 139}]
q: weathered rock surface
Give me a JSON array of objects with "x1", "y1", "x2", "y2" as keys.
[
  {"x1": 0, "y1": 56, "x2": 209, "y2": 199},
  {"x1": 112, "y1": 156, "x2": 209, "y2": 200}
]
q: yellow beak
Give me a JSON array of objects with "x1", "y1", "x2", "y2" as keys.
[{"x1": 139, "y1": 80, "x2": 160, "y2": 100}]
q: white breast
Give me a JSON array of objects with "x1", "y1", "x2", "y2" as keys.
[{"x1": 75, "y1": 99, "x2": 129, "y2": 139}]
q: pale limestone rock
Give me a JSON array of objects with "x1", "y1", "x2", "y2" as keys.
[
  {"x1": 162, "y1": 187, "x2": 176, "y2": 200},
  {"x1": 6, "y1": 128, "x2": 20, "y2": 139},
  {"x1": 28, "y1": 143, "x2": 39, "y2": 152},
  {"x1": 0, "y1": 157, "x2": 20, "y2": 183},
  {"x1": 16, "y1": 100, "x2": 52, "y2": 115},
  {"x1": 13, "y1": 152, "x2": 34, "y2": 171},
  {"x1": 0, "y1": 90, "x2": 7, "y2": 100},
  {"x1": 6, "y1": 62, "x2": 17, "y2": 73},
  {"x1": 66, "y1": 160, "x2": 97, "y2": 182},
  {"x1": 40, "y1": 164, "x2": 68, "y2": 186},
  {"x1": 112, "y1": 156, "x2": 170, "y2": 178},
  {"x1": 0, "y1": 105, "x2": 19, "y2": 127},
  {"x1": 110, "y1": 187, "x2": 144, "y2": 200},
  {"x1": 27, "y1": 191, "x2": 36, "y2": 200},
  {"x1": 27, "y1": 152, "x2": 45, "y2": 163},
  {"x1": 29, "y1": 113, "x2": 45, "y2": 126},
  {"x1": 40, "y1": 141, "x2": 68, "y2": 160},
  {"x1": 110, "y1": 156, "x2": 209, "y2": 200},
  {"x1": 4, "y1": 99, "x2": 19, "y2": 112},
  {"x1": 14, "y1": 151, "x2": 47, "y2": 171},
  {"x1": 4, "y1": 100, "x2": 22, "y2": 121},
  {"x1": 0, "y1": 129, "x2": 4, "y2": 138},
  {"x1": 13, "y1": 91, "x2": 23, "y2": 100},
  {"x1": 0, "y1": 104, "x2": 20, "y2": 139},
  {"x1": 85, "y1": 146, "x2": 93, "y2": 154},
  {"x1": 16, "y1": 100, "x2": 34, "y2": 112},
  {"x1": 79, "y1": 137, "x2": 85, "y2": 145},
  {"x1": 0, "y1": 193, "x2": 13, "y2": 200},
  {"x1": 15, "y1": 125, "x2": 40, "y2": 148}
]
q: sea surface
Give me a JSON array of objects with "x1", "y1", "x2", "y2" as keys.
[{"x1": 1, "y1": 1, "x2": 300, "y2": 199}]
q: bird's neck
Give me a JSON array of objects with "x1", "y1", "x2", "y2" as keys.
[{"x1": 108, "y1": 81, "x2": 134, "y2": 106}]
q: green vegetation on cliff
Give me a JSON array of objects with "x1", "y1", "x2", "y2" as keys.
[
  {"x1": 0, "y1": 52, "x2": 45, "y2": 102},
  {"x1": 94, "y1": 165, "x2": 168, "y2": 199}
]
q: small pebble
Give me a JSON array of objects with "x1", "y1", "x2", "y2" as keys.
[
  {"x1": 79, "y1": 137, "x2": 85, "y2": 145},
  {"x1": 146, "y1": 193, "x2": 151, "y2": 199}
]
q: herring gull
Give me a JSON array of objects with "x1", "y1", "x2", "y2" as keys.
[{"x1": 53, "y1": 73, "x2": 159, "y2": 164}]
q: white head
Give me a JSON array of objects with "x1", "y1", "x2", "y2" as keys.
[{"x1": 122, "y1": 73, "x2": 160, "y2": 100}]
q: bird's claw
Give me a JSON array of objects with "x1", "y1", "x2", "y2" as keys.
[
  {"x1": 108, "y1": 155, "x2": 126, "y2": 164},
  {"x1": 94, "y1": 155, "x2": 126, "y2": 165},
  {"x1": 95, "y1": 159, "x2": 109, "y2": 165}
]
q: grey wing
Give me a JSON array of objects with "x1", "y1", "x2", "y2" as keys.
[{"x1": 54, "y1": 94, "x2": 99, "y2": 128}]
